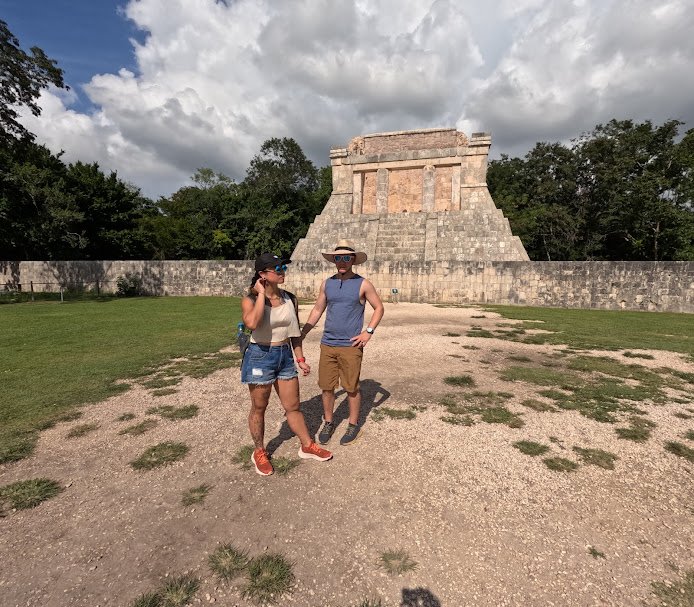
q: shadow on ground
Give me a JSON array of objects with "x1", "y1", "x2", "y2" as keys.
[
  {"x1": 266, "y1": 378, "x2": 390, "y2": 454},
  {"x1": 401, "y1": 587, "x2": 442, "y2": 606}
]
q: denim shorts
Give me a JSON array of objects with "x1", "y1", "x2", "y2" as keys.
[{"x1": 241, "y1": 343, "x2": 298, "y2": 385}]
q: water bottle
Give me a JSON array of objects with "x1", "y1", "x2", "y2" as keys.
[{"x1": 237, "y1": 321, "x2": 244, "y2": 336}]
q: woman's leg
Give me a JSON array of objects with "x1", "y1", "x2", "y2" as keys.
[
  {"x1": 275, "y1": 378, "x2": 312, "y2": 447},
  {"x1": 248, "y1": 384, "x2": 272, "y2": 448}
]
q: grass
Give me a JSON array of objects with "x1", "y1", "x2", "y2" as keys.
[
  {"x1": 141, "y1": 376, "x2": 182, "y2": 390},
  {"x1": 685, "y1": 430, "x2": 694, "y2": 441},
  {"x1": 543, "y1": 457, "x2": 579, "y2": 472},
  {"x1": 573, "y1": 447, "x2": 618, "y2": 470},
  {"x1": 480, "y1": 407, "x2": 524, "y2": 428},
  {"x1": 441, "y1": 415, "x2": 475, "y2": 426},
  {"x1": 461, "y1": 345, "x2": 480, "y2": 350},
  {"x1": 507, "y1": 354, "x2": 532, "y2": 362},
  {"x1": 466, "y1": 328, "x2": 495, "y2": 338},
  {"x1": 119, "y1": 419, "x2": 159, "y2": 436},
  {"x1": 443, "y1": 374, "x2": 476, "y2": 387},
  {"x1": 484, "y1": 305, "x2": 694, "y2": 355},
  {"x1": 499, "y1": 365, "x2": 583, "y2": 389},
  {"x1": 130, "y1": 442, "x2": 189, "y2": 471},
  {"x1": 66, "y1": 422, "x2": 100, "y2": 438},
  {"x1": 232, "y1": 445, "x2": 254, "y2": 469},
  {"x1": 513, "y1": 441, "x2": 550, "y2": 456},
  {"x1": 208, "y1": 543, "x2": 249, "y2": 581},
  {"x1": 181, "y1": 484, "x2": 212, "y2": 506},
  {"x1": 372, "y1": 407, "x2": 416, "y2": 421},
  {"x1": 0, "y1": 296, "x2": 242, "y2": 463},
  {"x1": 537, "y1": 379, "x2": 661, "y2": 424},
  {"x1": 674, "y1": 412, "x2": 693, "y2": 420},
  {"x1": 129, "y1": 574, "x2": 200, "y2": 607},
  {"x1": 357, "y1": 600, "x2": 384, "y2": 607},
  {"x1": 647, "y1": 570, "x2": 694, "y2": 607},
  {"x1": 440, "y1": 392, "x2": 522, "y2": 428},
  {"x1": 623, "y1": 351, "x2": 654, "y2": 359},
  {"x1": 146, "y1": 405, "x2": 199, "y2": 421},
  {"x1": 379, "y1": 549, "x2": 417, "y2": 575},
  {"x1": 664, "y1": 442, "x2": 694, "y2": 463},
  {"x1": 272, "y1": 457, "x2": 301, "y2": 475},
  {"x1": 520, "y1": 399, "x2": 556, "y2": 412},
  {"x1": 443, "y1": 332, "x2": 461, "y2": 337},
  {"x1": 588, "y1": 547, "x2": 606, "y2": 559},
  {"x1": 615, "y1": 416, "x2": 656, "y2": 443},
  {"x1": 151, "y1": 388, "x2": 178, "y2": 397},
  {"x1": 242, "y1": 553, "x2": 295, "y2": 605},
  {"x1": 117, "y1": 413, "x2": 136, "y2": 421},
  {"x1": 0, "y1": 478, "x2": 63, "y2": 513}
]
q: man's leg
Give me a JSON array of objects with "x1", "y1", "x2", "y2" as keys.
[
  {"x1": 322, "y1": 389, "x2": 336, "y2": 422},
  {"x1": 338, "y1": 347, "x2": 363, "y2": 445},
  {"x1": 317, "y1": 345, "x2": 340, "y2": 444},
  {"x1": 346, "y1": 389, "x2": 361, "y2": 426}
]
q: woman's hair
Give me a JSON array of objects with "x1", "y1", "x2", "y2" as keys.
[{"x1": 247, "y1": 271, "x2": 262, "y2": 297}]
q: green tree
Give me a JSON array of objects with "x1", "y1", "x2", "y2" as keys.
[
  {"x1": 489, "y1": 119, "x2": 694, "y2": 261},
  {"x1": 237, "y1": 137, "x2": 322, "y2": 258},
  {"x1": 64, "y1": 161, "x2": 153, "y2": 259},
  {"x1": 144, "y1": 168, "x2": 240, "y2": 259},
  {"x1": 0, "y1": 19, "x2": 66, "y2": 142}
]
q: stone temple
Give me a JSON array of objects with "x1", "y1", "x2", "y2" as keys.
[{"x1": 292, "y1": 128, "x2": 529, "y2": 262}]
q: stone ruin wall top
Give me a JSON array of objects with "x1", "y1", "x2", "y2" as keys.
[
  {"x1": 328, "y1": 128, "x2": 493, "y2": 216},
  {"x1": 346, "y1": 128, "x2": 470, "y2": 156}
]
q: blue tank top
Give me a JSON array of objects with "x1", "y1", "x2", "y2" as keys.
[{"x1": 322, "y1": 274, "x2": 365, "y2": 347}]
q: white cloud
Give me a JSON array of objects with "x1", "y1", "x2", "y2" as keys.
[{"x1": 18, "y1": 0, "x2": 694, "y2": 197}]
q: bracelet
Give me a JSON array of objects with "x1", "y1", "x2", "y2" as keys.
[{"x1": 296, "y1": 357, "x2": 306, "y2": 363}]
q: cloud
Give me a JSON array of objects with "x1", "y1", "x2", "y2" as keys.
[{"x1": 18, "y1": 0, "x2": 694, "y2": 197}]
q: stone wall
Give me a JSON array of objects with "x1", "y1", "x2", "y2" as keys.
[
  {"x1": 0, "y1": 260, "x2": 254, "y2": 297},
  {"x1": 2, "y1": 260, "x2": 693, "y2": 313}
]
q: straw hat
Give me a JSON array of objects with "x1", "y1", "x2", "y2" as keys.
[{"x1": 321, "y1": 239, "x2": 368, "y2": 264}]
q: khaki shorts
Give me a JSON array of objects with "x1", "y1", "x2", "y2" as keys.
[{"x1": 318, "y1": 344, "x2": 363, "y2": 393}]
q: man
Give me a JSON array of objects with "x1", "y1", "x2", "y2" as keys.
[{"x1": 301, "y1": 240, "x2": 384, "y2": 445}]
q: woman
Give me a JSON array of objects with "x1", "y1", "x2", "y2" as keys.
[{"x1": 240, "y1": 252, "x2": 332, "y2": 476}]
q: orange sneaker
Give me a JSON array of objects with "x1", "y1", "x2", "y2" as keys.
[
  {"x1": 251, "y1": 448, "x2": 274, "y2": 476},
  {"x1": 298, "y1": 442, "x2": 333, "y2": 462}
]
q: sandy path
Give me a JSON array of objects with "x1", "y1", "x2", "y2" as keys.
[{"x1": 1, "y1": 302, "x2": 692, "y2": 607}]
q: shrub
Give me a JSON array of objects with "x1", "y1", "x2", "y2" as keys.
[{"x1": 116, "y1": 273, "x2": 143, "y2": 297}]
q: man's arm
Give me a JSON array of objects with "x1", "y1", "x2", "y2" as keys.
[
  {"x1": 350, "y1": 279, "x2": 384, "y2": 347},
  {"x1": 301, "y1": 279, "x2": 327, "y2": 337},
  {"x1": 362, "y1": 279, "x2": 384, "y2": 330}
]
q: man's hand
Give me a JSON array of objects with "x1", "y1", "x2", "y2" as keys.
[{"x1": 350, "y1": 331, "x2": 372, "y2": 348}]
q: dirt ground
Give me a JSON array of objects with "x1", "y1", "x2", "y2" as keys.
[{"x1": 1, "y1": 302, "x2": 693, "y2": 607}]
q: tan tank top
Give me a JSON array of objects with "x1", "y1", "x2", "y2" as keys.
[{"x1": 250, "y1": 292, "x2": 301, "y2": 343}]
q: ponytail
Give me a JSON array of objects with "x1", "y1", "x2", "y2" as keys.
[{"x1": 247, "y1": 271, "x2": 262, "y2": 297}]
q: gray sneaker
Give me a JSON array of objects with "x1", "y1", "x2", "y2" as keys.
[
  {"x1": 340, "y1": 423, "x2": 360, "y2": 446},
  {"x1": 318, "y1": 421, "x2": 336, "y2": 445}
]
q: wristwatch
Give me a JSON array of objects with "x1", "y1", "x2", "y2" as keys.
[{"x1": 366, "y1": 327, "x2": 375, "y2": 334}]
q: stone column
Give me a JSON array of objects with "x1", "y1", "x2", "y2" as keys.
[
  {"x1": 422, "y1": 165, "x2": 435, "y2": 212},
  {"x1": 376, "y1": 168, "x2": 389, "y2": 214},
  {"x1": 451, "y1": 165, "x2": 461, "y2": 210},
  {"x1": 352, "y1": 172, "x2": 363, "y2": 214}
]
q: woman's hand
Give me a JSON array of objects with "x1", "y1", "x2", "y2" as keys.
[
  {"x1": 254, "y1": 277, "x2": 266, "y2": 295},
  {"x1": 297, "y1": 360, "x2": 311, "y2": 376}
]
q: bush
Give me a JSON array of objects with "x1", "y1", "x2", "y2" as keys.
[{"x1": 116, "y1": 273, "x2": 143, "y2": 297}]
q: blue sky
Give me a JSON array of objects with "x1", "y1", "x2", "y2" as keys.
[
  {"x1": 1, "y1": 0, "x2": 144, "y2": 111},
  {"x1": 4, "y1": 0, "x2": 694, "y2": 199}
]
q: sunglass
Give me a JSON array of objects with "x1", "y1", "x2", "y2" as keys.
[
  {"x1": 264, "y1": 264, "x2": 288, "y2": 273},
  {"x1": 333, "y1": 255, "x2": 354, "y2": 262}
]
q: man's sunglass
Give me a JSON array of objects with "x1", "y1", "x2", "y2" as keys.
[
  {"x1": 333, "y1": 255, "x2": 354, "y2": 262},
  {"x1": 265, "y1": 264, "x2": 288, "y2": 273}
]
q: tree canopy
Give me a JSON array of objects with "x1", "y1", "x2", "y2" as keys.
[
  {"x1": 1, "y1": 19, "x2": 691, "y2": 263},
  {"x1": 488, "y1": 119, "x2": 694, "y2": 261},
  {"x1": 0, "y1": 19, "x2": 66, "y2": 143}
]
